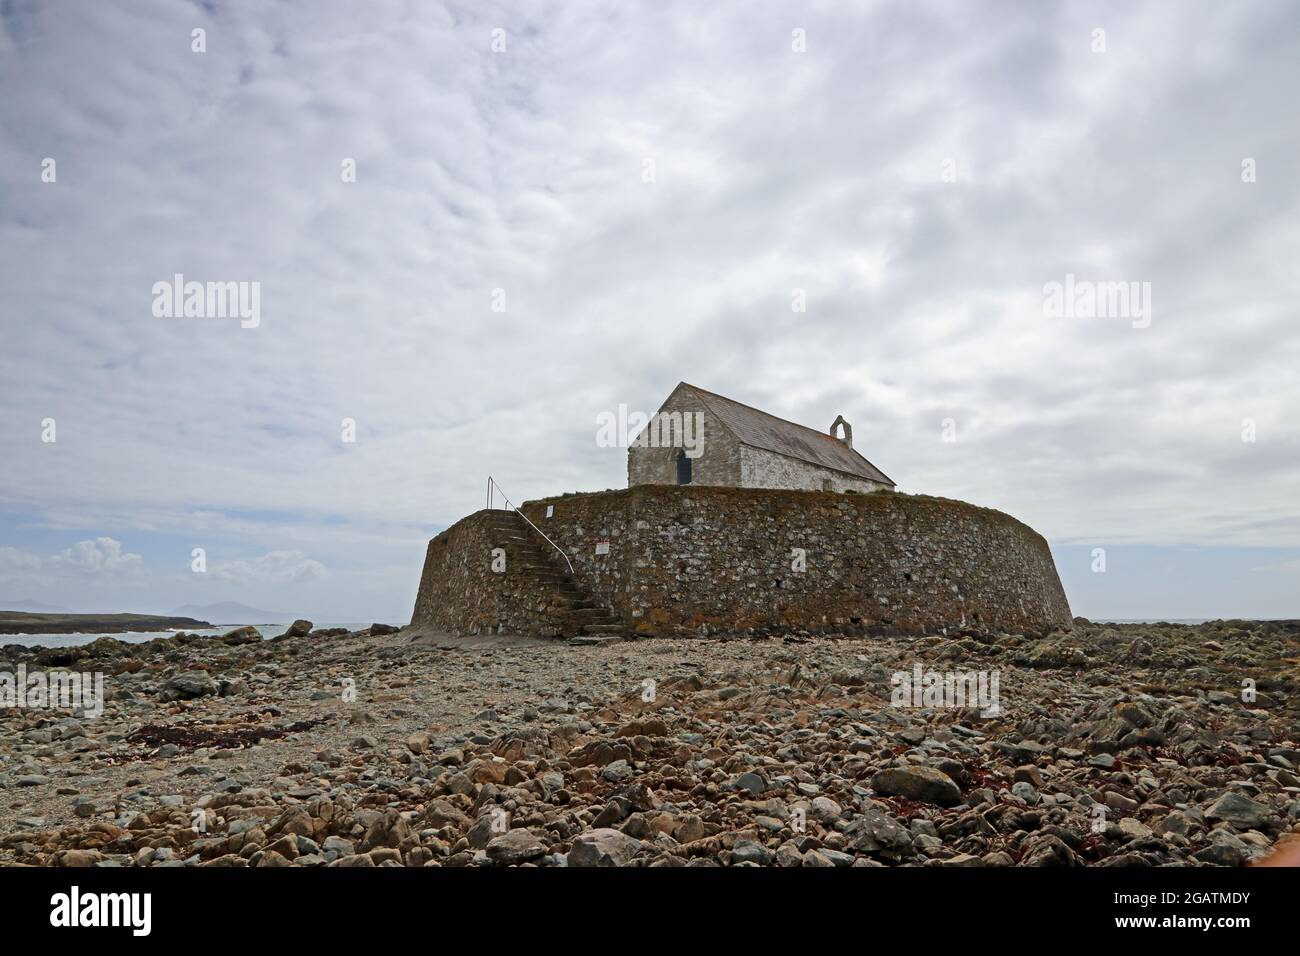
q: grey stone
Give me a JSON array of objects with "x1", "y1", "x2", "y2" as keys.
[
  {"x1": 870, "y1": 766, "x2": 961, "y2": 807},
  {"x1": 730, "y1": 839, "x2": 773, "y2": 865},
  {"x1": 1205, "y1": 792, "x2": 1272, "y2": 830},
  {"x1": 485, "y1": 829, "x2": 547, "y2": 865},
  {"x1": 160, "y1": 671, "x2": 218, "y2": 700},
  {"x1": 567, "y1": 828, "x2": 643, "y2": 867}
]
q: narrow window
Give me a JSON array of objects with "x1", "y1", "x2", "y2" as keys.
[{"x1": 676, "y1": 449, "x2": 692, "y2": 485}]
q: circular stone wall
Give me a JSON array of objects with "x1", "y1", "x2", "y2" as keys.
[{"x1": 507, "y1": 485, "x2": 1073, "y2": 638}]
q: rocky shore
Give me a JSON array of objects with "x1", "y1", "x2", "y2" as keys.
[{"x1": 1, "y1": 619, "x2": 1297, "y2": 867}]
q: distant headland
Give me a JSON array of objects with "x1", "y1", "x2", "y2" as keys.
[{"x1": 0, "y1": 611, "x2": 211, "y2": 636}]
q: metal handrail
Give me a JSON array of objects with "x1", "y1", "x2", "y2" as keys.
[{"x1": 486, "y1": 475, "x2": 575, "y2": 576}]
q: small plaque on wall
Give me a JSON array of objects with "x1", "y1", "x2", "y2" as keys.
[
  {"x1": 595, "y1": 539, "x2": 610, "y2": 555},
  {"x1": 546, "y1": 505, "x2": 554, "y2": 518}
]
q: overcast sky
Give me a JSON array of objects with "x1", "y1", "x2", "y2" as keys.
[{"x1": 1, "y1": 0, "x2": 1297, "y2": 621}]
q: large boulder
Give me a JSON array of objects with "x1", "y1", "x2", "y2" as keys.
[
  {"x1": 1205, "y1": 792, "x2": 1272, "y2": 830},
  {"x1": 870, "y1": 766, "x2": 962, "y2": 807},
  {"x1": 419, "y1": 799, "x2": 470, "y2": 830},
  {"x1": 847, "y1": 807, "x2": 914, "y2": 859},
  {"x1": 283, "y1": 619, "x2": 312, "y2": 638},
  {"x1": 485, "y1": 829, "x2": 547, "y2": 865},
  {"x1": 221, "y1": 626, "x2": 262, "y2": 646},
  {"x1": 160, "y1": 671, "x2": 219, "y2": 701},
  {"x1": 567, "y1": 828, "x2": 643, "y2": 867}
]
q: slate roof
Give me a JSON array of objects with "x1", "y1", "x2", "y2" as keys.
[{"x1": 677, "y1": 383, "x2": 896, "y2": 487}]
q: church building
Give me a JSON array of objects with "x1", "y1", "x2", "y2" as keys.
[{"x1": 627, "y1": 382, "x2": 895, "y2": 494}]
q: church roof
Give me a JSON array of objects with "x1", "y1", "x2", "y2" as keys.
[{"x1": 676, "y1": 383, "x2": 896, "y2": 486}]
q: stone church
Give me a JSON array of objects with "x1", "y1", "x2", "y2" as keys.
[{"x1": 627, "y1": 382, "x2": 895, "y2": 494}]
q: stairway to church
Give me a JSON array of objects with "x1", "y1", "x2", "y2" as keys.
[{"x1": 483, "y1": 510, "x2": 626, "y2": 642}]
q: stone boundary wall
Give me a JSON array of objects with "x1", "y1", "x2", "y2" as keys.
[
  {"x1": 411, "y1": 511, "x2": 571, "y2": 637},
  {"x1": 410, "y1": 485, "x2": 1071, "y2": 638}
]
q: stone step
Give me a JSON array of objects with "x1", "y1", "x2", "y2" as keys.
[
  {"x1": 521, "y1": 555, "x2": 567, "y2": 570},
  {"x1": 526, "y1": 568, "x2": 573, "y2": 581},
  {"x1": 542, "y1": 583, "x2": 578, "y2": 598},
  {"x1": 567, "y1": 634, "x2": 627, "y2": 646},
  {"x1": 487, "y1": 510, "x2": 623, "y2": 639},
  {"x1": 561, "y1": 618, "x2": 618, "y2": 631},
  {"x1": 500, "y1": 543, "x2": 547, "y2": 557},
  {"x1": 559, "y1": 606, "x2": 613, "y2": 620},
  {"x1": 530, "y1": 578, "x2": 575, "y2": 592}
]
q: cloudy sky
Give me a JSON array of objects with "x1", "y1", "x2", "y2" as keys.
[{"x1": 1, "y1": 0, "x2": 1297, "y2": 621}]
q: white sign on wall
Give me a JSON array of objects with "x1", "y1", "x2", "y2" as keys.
[{"x1": 595, "y1": 539, "x2": 610, "y2": 555}]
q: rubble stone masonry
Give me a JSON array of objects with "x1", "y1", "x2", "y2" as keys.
[{"x1": 413, "y1": 486, "x2": 1072, "y2": 638}]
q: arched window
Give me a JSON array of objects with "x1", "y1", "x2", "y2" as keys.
[{"x1": 676, "y1": 449, "x2": 692, "y2": 485}]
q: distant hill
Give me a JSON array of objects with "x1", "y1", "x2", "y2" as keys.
[
  {"x1": 170, "y1": 601, "x2": 289, "y2": 623},
  {"x1": 0, "y1": 599, "x2": 70, "y2": 613},
  {"x1": 0, "y1": 611, "x2": 209, "y2": 635}
]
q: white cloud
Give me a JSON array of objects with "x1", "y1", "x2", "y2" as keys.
[
  {"x1": 211, "y1": 551, "x2": 326, "y2": 586},
  {"x1": 0, "y1": 547, "x2": 42, "y2": 572},
  {"x1": 48, "y1": 537, "x2": 143, "y2": 576},
  {"x1": 0, "y1": 0, "x2": 1298, "y2": 616}
]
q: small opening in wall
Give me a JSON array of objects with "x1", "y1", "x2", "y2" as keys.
[
  {"x1": 675, "y1": 449, "x2": 692, "y2": 485},
  {"x1": 773, "y1": 579, "x2": 783, "y2": 589}
]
